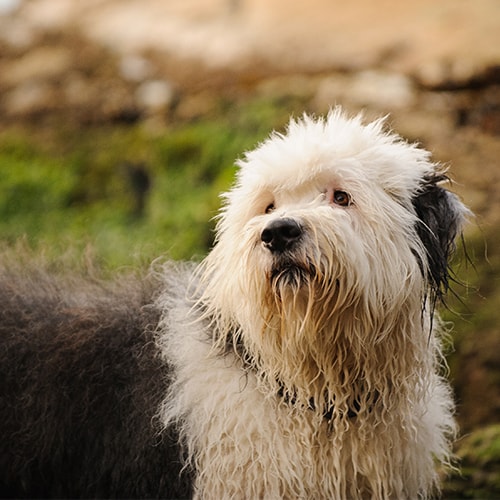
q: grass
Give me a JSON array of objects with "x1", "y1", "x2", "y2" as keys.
[{"x1": 0, "y1": 97, "x2": 307, "y2": 268}]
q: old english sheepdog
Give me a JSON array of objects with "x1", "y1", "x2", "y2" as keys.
[{"x1": 0, "y1": 109, "x2": 468, "y2": 499}]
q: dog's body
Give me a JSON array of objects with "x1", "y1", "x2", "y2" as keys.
[
  {"x1": 0, "y1": 267, "x2": 192, "y2": 498},
  {"x1": 0, "y1": 110, "x2": 467, "y2": 499}
]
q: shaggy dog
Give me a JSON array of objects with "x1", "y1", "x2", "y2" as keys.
[{"x1": 0, "y1": 109, "x2": 467, "y2": 499}]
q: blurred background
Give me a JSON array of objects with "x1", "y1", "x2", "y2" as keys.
[{"x1": 0, "y1": 0, "x2": 498, "y2": 496}]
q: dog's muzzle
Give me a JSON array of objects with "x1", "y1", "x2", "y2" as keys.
[{"x1": 261, "y1": 218, "x2": 303, "y2": 253}]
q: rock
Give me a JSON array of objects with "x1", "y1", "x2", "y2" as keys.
[
  {"x1": 0, "y1": 17, "x2": 36, "y2": 48},
  {"x1": 4, "y1": 80, "x2": 55, "y2": 116},
  {"x1": 0, "y1": 0, "x2": 21, "y2": 15},
  {"x1": 135, "y1": 79, "x2": 175, "y2": 113},
  {"x1": 119, "y1": 55, "x2": 153, "y2": 83},
  {"x1": 14, "y1": 0, "x2": 496, "y2": 89},
  {"x1": 1, "y1": 46, "x2": 71, "y2": 86},
  {"x1": 350, "y1": 71, "x2": 416, "y2": 109},
  {"x1": 313, "y1": 70, "x2": 416, "y2": 111}
]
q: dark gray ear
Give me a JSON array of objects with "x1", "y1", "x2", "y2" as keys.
[{"x1": 412, "y1": 176, "x2": 466, "y2": 301}]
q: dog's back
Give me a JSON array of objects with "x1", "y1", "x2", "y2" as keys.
[{"x1": 0, "y1": 262, "x2": 191, "y2": 499}]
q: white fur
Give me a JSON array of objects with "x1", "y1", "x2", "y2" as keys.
[{"x1": 158, "y1": 109, "x2": 460, "y2": 499}]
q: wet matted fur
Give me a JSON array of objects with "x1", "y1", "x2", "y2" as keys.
[{"x1": 0, "y1": 109, "x2": 468, "y2": 499}]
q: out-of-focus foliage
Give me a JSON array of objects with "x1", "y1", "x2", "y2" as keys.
[
  {"x1": 0, "y1": 97, "x2": 304, "y2": 267},
  {"x1": 444, "y1": 424, "x2": 500, "y2": 499}
]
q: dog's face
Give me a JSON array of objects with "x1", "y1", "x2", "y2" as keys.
[
  {"x1": 200, "y1": 110, "x2": 466, "y2": 368},
  {"x1": 197, "y1": 109, "x2": 467, "y2": 414},
  {"x1": 198, "y1": 111, "x2": 466, "y2": 386}
]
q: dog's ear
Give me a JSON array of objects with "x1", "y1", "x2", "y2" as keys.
[{"x1": 412, "y1": 175, "x2": 466, "y2": 301}]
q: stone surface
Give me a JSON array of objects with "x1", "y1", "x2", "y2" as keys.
[
  {"x1": 0, "y1": 0, "x2": 498, "y2": 125},
  {"x1": 12, "y1": 0, "x2": 500, "y2": 85}
]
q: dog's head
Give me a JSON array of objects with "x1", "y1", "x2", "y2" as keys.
[{"x1": 198, "y1": 109, "x2": 467, "y2": 397}]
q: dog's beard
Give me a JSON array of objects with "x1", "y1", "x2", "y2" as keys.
[
  {"x1": 269, "y1": 257, "x2": 315, "y2": 294},
  {"x1": 254, "y1": 255, "x2": 368, "y2": 421},
  {"x1": 262, "y1": 251, "x2": 340, "y2": 338},
  {"x1": 266, "y1": 254, "x2": 325, "y2": 315}
]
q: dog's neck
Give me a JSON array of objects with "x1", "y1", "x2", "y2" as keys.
[{"x1": 215, "y1": 295, "x2": 431, "y2": 423}]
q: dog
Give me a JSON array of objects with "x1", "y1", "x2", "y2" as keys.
[{"x1": 0, "y1": 109, "x2": 467, "y2": 499}]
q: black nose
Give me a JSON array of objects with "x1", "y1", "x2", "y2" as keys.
[{"x1": 261, "y1": 218, "x2": 303, "y2": 252}]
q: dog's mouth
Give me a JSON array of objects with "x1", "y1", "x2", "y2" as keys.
[
  {"x1": 271, "y1": 265, "x2": 305, "y2": 286},
  {"x1": 269, "y1": 260, "x2": 315, "y2": 290}
]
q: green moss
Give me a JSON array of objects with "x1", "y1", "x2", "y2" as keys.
[
  {"x1": 443, "y1": 425, "x2": 500, "y2": 499},
  {"x1": 0, "y1": 96, "x2": 305, "y2": 267}
]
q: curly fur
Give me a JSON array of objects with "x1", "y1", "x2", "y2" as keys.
[{"x1": 0, "y1": 109, "x2": 467, "y2": 499}]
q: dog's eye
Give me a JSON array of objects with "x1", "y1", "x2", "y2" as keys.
[
  {"x1": 332, "y1": 190, "x2": 351, "y2": 207},
  {"x1": 265, "y1": 203, "x2": 275, "y2": 214}
]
